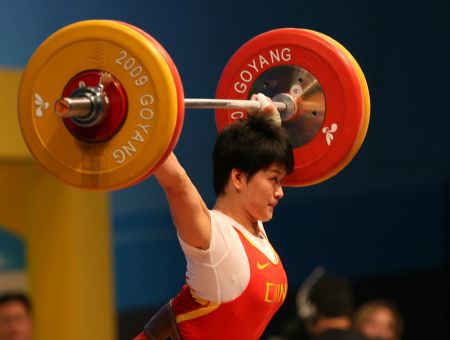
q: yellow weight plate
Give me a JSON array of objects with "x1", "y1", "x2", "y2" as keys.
[
  {"x1": 307, "y1": 30, "x2": 371, "y2": 180},
  {"x1": 18, "y1": 20, "x2": 180, "y2": 191}
]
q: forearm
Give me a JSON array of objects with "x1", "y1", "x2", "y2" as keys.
[
  {"x1": 153, "y1": 153, "x2": 188, "y2": 192},
  {"x1": 153, "y1": 152, "x2": 211, "y2": 249}
]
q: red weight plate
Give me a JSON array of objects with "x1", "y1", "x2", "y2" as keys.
[{"x1": 215, "y1": 29, "x2": 366, "y2": 186}]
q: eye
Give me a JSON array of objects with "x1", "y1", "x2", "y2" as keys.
[{"x1": 271, "y1": 177, "x2": 280, "y2": 183}]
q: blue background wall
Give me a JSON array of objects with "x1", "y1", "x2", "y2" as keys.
[
  {"x1": 0, "y1": 0, "x2": 448, "y2": 338},
  {"x1": 0, "y1": 228, "x2": 26, "y2": 271}
]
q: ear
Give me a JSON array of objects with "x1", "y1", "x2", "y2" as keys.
[{"x1": 230, "y1": 168, "x2": 245, "y2": 191}]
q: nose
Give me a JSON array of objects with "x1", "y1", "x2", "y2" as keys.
[{"x1": 274, "y1": 184, "x2": 284, "y2": 200}]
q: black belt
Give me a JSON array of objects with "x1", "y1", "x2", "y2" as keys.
[{"x1": 143, "y1": 300, "x2": 182, "y2": 340}]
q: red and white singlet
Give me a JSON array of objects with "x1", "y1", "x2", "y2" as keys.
[{"x1": 171, "y1": 210, "x2": 288, "y2": 339}]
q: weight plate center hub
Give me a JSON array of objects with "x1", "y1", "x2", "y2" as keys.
[
  {"x1": 250, "y1": 65, "x2": 325, "y2": 148},
  {"x1": 62, "y1": 70, "x2": 128, "y2": 143}
]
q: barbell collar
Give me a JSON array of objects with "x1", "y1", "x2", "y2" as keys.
[{"x1": 55, "y1": 97, "x2": 92, "y2": 118}]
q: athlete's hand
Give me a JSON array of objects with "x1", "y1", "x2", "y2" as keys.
[{"x1": 249, "y1": 93, "x2": 282, "y2": 125}]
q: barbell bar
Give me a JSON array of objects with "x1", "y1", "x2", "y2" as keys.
[{"x1": 54, "y1": 96, "x2": 289, "y2": 119}]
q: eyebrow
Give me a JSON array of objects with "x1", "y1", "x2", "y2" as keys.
[{"x1": 267, "y1": 167, "x2": 286, "y2": 175}]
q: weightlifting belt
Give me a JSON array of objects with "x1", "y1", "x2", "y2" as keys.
[{"x1": 143, "y1": 300, "x2": 182, "y2": 340}]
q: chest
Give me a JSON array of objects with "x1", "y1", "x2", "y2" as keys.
[{"x1": 235, "y1": 230, "x2": 288, "y2": 306}]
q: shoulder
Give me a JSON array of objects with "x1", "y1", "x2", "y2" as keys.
[{"x1": 210, "y1": 209, "x2": 242, "y2": 234}]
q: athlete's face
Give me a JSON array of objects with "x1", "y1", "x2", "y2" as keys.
[{"x1": 240, "y1": 163, "x2": 286, "y2": 222}]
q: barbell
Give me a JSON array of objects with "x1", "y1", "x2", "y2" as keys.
[{"x1": 18, "y1": 20, "x2": 370, "y2": 191}]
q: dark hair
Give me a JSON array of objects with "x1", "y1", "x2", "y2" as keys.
[
  {"x1": 310, "y1": 275, "x2": 354, "y2": 318},
  {"x1": 212, "y1": 115, "x2": 294, "y2": 196},
  {"x1": 0, "y1": 292, "x2": 32, "y2": 314}
]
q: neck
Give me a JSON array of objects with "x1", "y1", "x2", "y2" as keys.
[{"x1": 214, "y1": 197, "x2": 260, "y2": 236}]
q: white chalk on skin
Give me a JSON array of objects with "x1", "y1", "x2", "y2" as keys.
[
  {"x1": 257, "y1": 93, "x2": 270, "y2": 109},
  {"x1": 257, "y1": 93, "x2": 282, "y2": 126}
]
